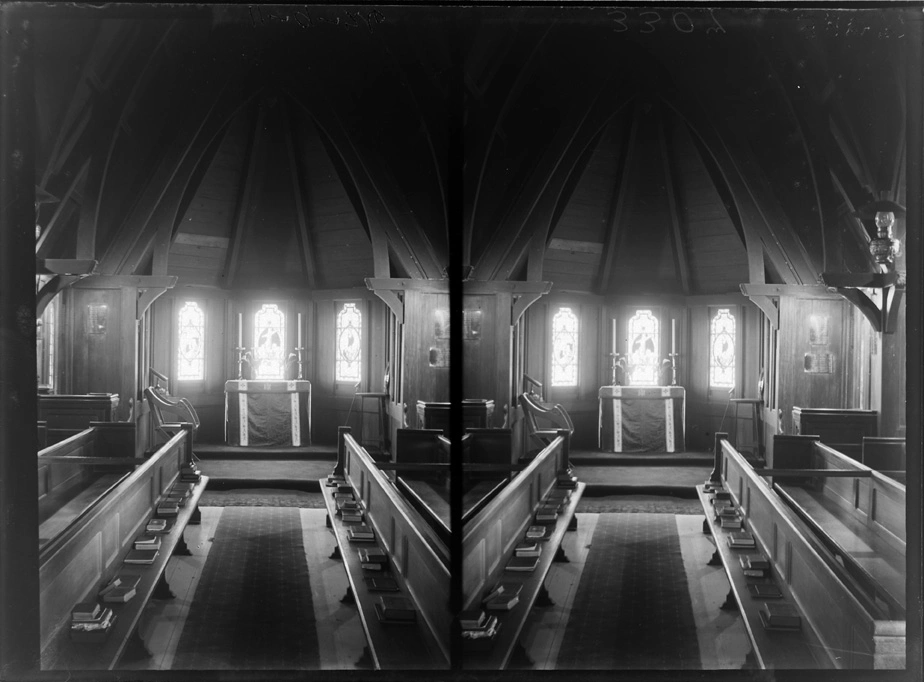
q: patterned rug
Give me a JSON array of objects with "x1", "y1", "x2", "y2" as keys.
[
  {"x1": 172, "y1": 507, "x2": 320, "y2": 669},
  {"x1": 577, "y1": 494, "x2": 701, "y2": 515},
  {"x1": 555, "y1": 513, "x2": 701, "y2": 670},
  {"x1": 199, "y1": 489, "x2": 326, "y2": 508}
]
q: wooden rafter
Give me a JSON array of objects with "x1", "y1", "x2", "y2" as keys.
[
  {"x1": 598, "y1": 103, "x2": 640, "y2": 295},
  {"x1": 98, "y1": 58, "x2": 240, "y2": 274},
  {"x1": 285, "y1": 83, "x2": 441, "y2": 280},
  {"x1": 222, "y1": 100, "x2": 268, "y2": 288},
  {"x1": 125, "y1": 92, "x2": 248, "y2": 276},
  {"x1": 475, "y1": 75, "x2": 628, "y2": 281},
  {"x1": 36, "y1": 159, "x2": 89, "y2": 258},
  {"x1": 658, "y1": 106, "x2": 691, "y2": 295},
  {"x1": 281, "y1": 100, "x2": 318, "y2": 289}
]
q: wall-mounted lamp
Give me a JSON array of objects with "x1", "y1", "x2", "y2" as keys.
[{"x1": 853, "y1": 198, "x2": 905, "y2": 272}]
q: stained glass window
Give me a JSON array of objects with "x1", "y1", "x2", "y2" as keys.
[
  {"x1": 710, "y1": 308, "x2": 736, "y2": 388},
  {"x1": 177, "y1": 301, "x2": 205, "y2": 381},
  {"x1": 627, "y1": 309, "x2": 660, "y2": 385},
  {"x1": 551, "y1": 307, "x2": 579, "y2": 387},
  {"x1": 253, "y1": 304, "x2": 286, "y2": 380},
  {"x1": 336, "y1": 302, "x2": 362, "y2": 382}
]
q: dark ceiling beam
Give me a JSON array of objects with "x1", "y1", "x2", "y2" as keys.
[
  {"x1": 222, "y1": 101, "x2": 268, "y2": 289},
  {"x1": 73, "y1": 22, "x2": 186, "y2": 261},
  {"x1": 36, "y1": 158, "x2": 89, "y2": 259},
  {"x1": 474, "y1": 74, "x2": 629, "y2": 281},
  {"x1": 98, "y1": 57, "x2": 245, "y2": 274},
  {"x1": 658, "y1": 82, "x2": 813, "y2": 286},
  {"x1": 285, "y1": 84, "x2": 441, "y2": 280},
  {"x1": 464, "y1": 24, "x2": 554, "y2": 264},
  {"x1": 143, "y1": 116, "x2": 233, "y2": 277},
  {"x1": 281, "y1": 100, "x2": 318, "y2": 289},
  {"x1": 658, "y1": 106, "x2": 691, "y2": 295},
  {"x1": 598, "y1": 104, "x2": 640, "y2": 295},
  {"x1": 375, "y1": 26, "x2": 449, "y2": 262}
]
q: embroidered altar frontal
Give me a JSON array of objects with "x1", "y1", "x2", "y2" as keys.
[
  {"x1": 225, "y1": 380, "x2": 312, "y2": 447},
  {"x1": 598, "y1": 386, "x2": 685, "y2": 453}
]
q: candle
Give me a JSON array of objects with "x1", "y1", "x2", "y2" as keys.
[
  {"x1": 611, "y1": 319, "x2": 616, "y2": 356},
  {"x1": 238, "y1": 313, "x2": 243, "y2": 348},
  {"x1": 297, "y1": 313, "x2": 302, "y2": 348},
  {"x1": 671, "y1": 319, "x2": 676, "y2": 355}
]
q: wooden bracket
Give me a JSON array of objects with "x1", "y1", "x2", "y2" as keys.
[
  {"x1": 821, "y1": 271, "x2": 903, "y2": 334},
  {"x1": 37, "y1": 275, "x2": 84, "y2": 316},
  {"x1": 137, "y1": 286, "x2": 172, "y2": 320},
  {"x1": 368, "y1": 288, "x2": 404, "y2": 324},
  {"x1": 511, "y1": 291, "x2": 547, "y2": 326},
  {"x1": 747, "y1": 294, "x2": 779, "y2": 330},
  {"x1": 36, "y1": 258, "x2": 97, "y2": 276}
]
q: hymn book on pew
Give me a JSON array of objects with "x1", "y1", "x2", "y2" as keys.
[
  {"x1": 505, "y1": 555, "x2": 539, "y2": 572},
  {"x1": 100, "y1": 574, "x2": 141, "y2": 603},
  {"x1": 747, "y1": 583, "x2": 783, "y2": 599},
  {"x1": 514, "y1": 541, "x2": 541, "y2": 558},
  {"x1": 526, "y1": 525, "x2": 551, "y2": 541},
  {"x1": 124, "y1": 547, "x2": 159, "y2": 565},
  {"x1": 759, "y1": 602, "x2": 802, "y2": 631},
  {"x1": 483, "y1": 580, "x2": 522, "y2": 604},
  {"x1": 348, "y1": 524, "x2": 375, "y2": 542},
  {"x1": 739, "y1": 555, "x2": 770, "y2": 578},
  {"x1": 70, "y1": 602, "x2": 115, "y2": 643},
  {"x1": 726, "y1": 531, "x2": 756, "y2": 549},
  {"x1": 364, "y1": 575, "x2": 400, "y2": 592},
  {"x1": 375, "y1": 596, "x2": 417, "y2": 624}
]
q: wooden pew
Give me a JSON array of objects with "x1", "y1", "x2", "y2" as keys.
[
  {"x1": 39, "y1": 424, "x2": 207, "y2": 670},
  {"x1": 38, "y1": 393, "x2": 120, "y2": 445},
  {"x1": 791, "y1": 407, "x2": 878, "y2": 462},
  {"x1": 861, "y1": 436, "x2": 906, "y2": 480},
  {"x1": 323, "y1": 427, "x2": 450, "y2": 669},
  {"x1": 770, "y1": 435, "x2": 905, "y2": 621},
  {"x1": 461, "y1": 429, "x2": 583, "y2": 669},
  {"x1": 699, "y1": 433, "x2": 904, "y2": 669}
]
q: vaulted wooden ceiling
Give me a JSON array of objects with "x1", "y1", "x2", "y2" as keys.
[{"x1": 33, "y1": 6, "x2": 912, "y2": 295}]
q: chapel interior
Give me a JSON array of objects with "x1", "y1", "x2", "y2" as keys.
[{"x1": 1, "y1": 3, "x2": 921, "y2": 678}]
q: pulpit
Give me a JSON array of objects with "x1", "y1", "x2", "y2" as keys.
[
  {"x1": 598, "y1": 386, "x2": 685, "y2": 453},
  {"x1": 224, "y1": 380, "x2": 311, "y2": 446}
]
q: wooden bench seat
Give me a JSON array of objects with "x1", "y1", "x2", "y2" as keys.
[
  {"x1": 700, "y1": 434, "x2": 905, "y2": 669},
  {"x1": 461, "y1": 430, "x2": 581, "y2": 669},
  {"x1": 322, "y1": 427, "x2": 449, "y2": 669},
  {"x1": 39, "y1": 424, "x2": 206, "y2": 670}
]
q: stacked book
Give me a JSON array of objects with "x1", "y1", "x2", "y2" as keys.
[
  {"x1": 134, "y1": 534, "x2": 162, "y2": 552},
  {"x1": 759, "y1": 602, "x2": 802, "y2": 631},
  {"x1": 556, "y1": 472, "x2": 578, "y2": 489},
  {"x1": 99, "y1": 575, "x2": 141, "y2": 604},
  {"x1": 716, "y1": 507, "x2": 743, "y2": 530},
  {"x1": 460, "y1": 609, "x2": 500, "y2": 650},
  {"x1": 145, "y1": 517, "x2": 170, "y2": 534},
  {"x1": 348, "y1": 524, "x2": 375, "y2": 542},
  {"x1": 155, "y1": 499, "x2": 179, "y2": 517},
  {"x1": 483, "y1": 581, "x2": 523, "y2": 611},
  {"x1": 747, "y1": 582, "x2": 783, "y2": 600},
  {"x1": 712, "y1": 489, "x2": 732, "y2": 501},
  {"x1": 739, "y1": 554, "x2": 770, "y2": 579},
  {"x1": 364, "y1": 575, "x2": 399, "y2": 592},
  {"x1": 359, "y1": 546, "x2": 389, "y2": 571},
  {"x1": 164, "y1": 489, "x2": 188, "y2": 508},
  {"x1": 326, "y1": 473, "x2": 346, "y2": 487},
  {"x1": 547, "y1": 488, "x2": 572, "y2": 507},
  {"x1": 505, "y1": 555, "x2": 539, "y2": 573},
  {"x1": 534, "y1": 503, "x2": 560, "y2": 524},
  {"x1": 375, "y1": 595, "x2": 417, "y2": 624},
  {"x1": 525, "y1": 525, "x2": 551, "y2": 542},
  {"x1": 336, "y1": 498, "x2": 362, "y2": 516},
  {"x1": 704, "y1": 481, "x2": 724, "y2": 493},
  {"x1": 124, "y1": 546, "x2": 159, "y2": 565},
  {"x1": 514, "y1": 541, "x2": 541, "y2": 559},
  {"x1": 726, "y1": 531, "x2": 756, "y2": 549},
  {"x1": 70, "y1": 602, "x2": 115, "y2": 643},
  {"x1": 179, "y1": 462, "x2": 201, "y2": 484}
]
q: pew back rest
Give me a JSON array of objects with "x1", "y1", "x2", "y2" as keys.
[
  {"x1": 862, "y1": 437, "x2": 906, "y2": 473},
  {"x1": 461, "y1": 433, "x2": 566, "y2": 609},
  {"x1": 342, "y1": 432, "x2": 451, "y2": 662},
  {"x1": 38, "y1": 427, "x2": 191, "y2": 663}
]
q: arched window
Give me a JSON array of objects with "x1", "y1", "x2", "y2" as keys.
[
  {"x1": 336, "y1": 302, "x2": 362, "y2": 382},
  {"x1": 551, "y1": 307, "x2": 579, "y2": 387},
  {"x1": 627, "y1": 309, "x2": 659, "y2": 385},
  {"x1": 253, "y1": 304, "x2": 286, "y2": 380},
  {"x1": 709, "y1": 308, "x2": 736, "y2": 388},
  {"x1": 177, "y1": 301, "x2": 205, "y2": 381},
  {"x1": 37, "y1": 300, "x2": 56, "y2": 390}
]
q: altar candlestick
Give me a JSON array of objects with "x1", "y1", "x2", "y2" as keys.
[
  {"x1": 238, "y1": 313, "x2": 243, "y2": 348},
  {"x1": 297, "y1": 313, "x2": 302, "y2": 348},
  {"x1": 671, "y1": 319, "x2": 676, "y2": 355},
  {"x1": 611, "y1": 319, "x2": 616, "y2": 356}
]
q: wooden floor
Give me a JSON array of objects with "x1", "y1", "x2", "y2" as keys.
[{"x1": 119, "y1": 506, "x2": 750, "y2": 671}]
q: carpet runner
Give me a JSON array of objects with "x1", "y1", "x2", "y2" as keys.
[
  {"x1": 172, "y1": 507, "x2": 320, "y2": 669},
  {"x1": 555, "y1": 513, "x2": 701, "y2": 669}
]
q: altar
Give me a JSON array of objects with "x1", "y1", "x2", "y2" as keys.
[
  {"x1": 598, "y1": 386, "x2": 685, "y2": 453},
  {"x1": 225, "y1": 380, "x2": 311, "y2": 446}
]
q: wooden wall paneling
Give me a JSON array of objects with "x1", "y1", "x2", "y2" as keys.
[
  {"x1": 880, "y1": 294, "x2": 905, "y2": 437},
  {"x1": 493, "y1": 292, "x2": 511, "y2": 426}
]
